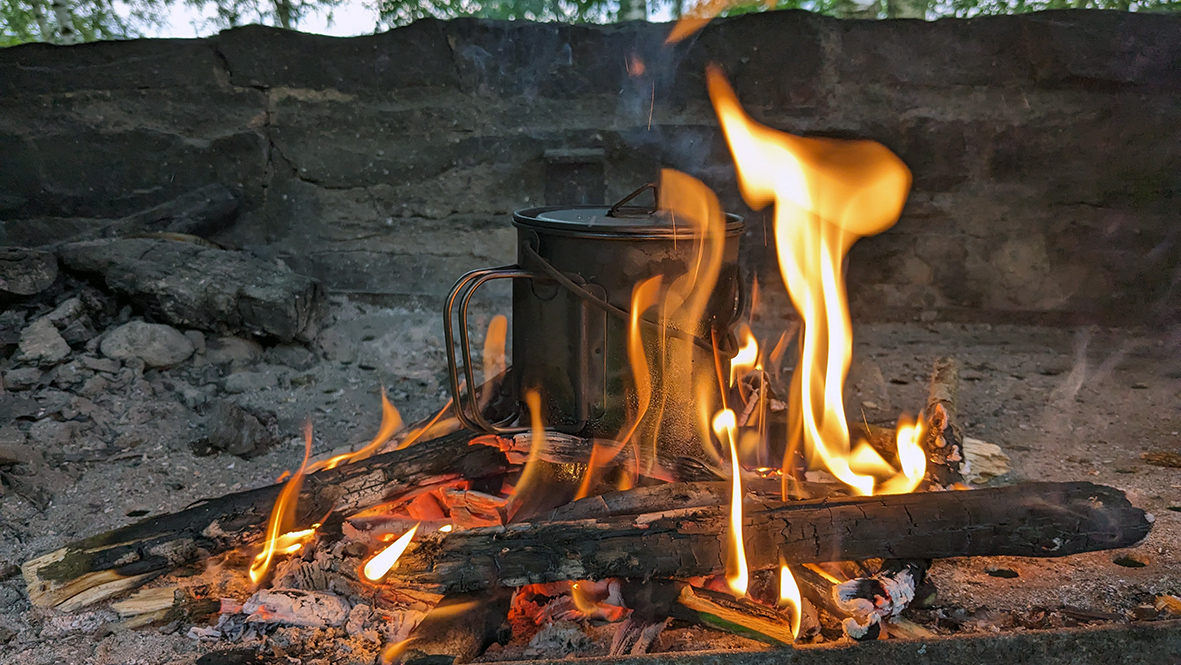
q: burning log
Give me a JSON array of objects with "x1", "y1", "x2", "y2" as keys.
[
  {"x1": 22, "y1": 431, "x2": 507, "y2": 611},
  {"x1": 387, "y1": 482, "x2": 1150, "y2": 593},
  {"x1": 673, "y1": 584, "x2": 797, "y2": 646}
]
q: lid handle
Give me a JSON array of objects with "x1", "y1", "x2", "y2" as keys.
[{"x1": 607, "y1": 182, "x2": 659, "y2": 218}]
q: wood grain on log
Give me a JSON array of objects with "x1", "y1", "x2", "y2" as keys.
[
  {"x1": 22, "y1": 431, "x2": 505, "y2": 610},
  {"x1": 57, "y1": 238, "x2": 328, "y2": 342},
  {"x1": 387, "y1": 482, "x2": 1151, "y2": 593}
]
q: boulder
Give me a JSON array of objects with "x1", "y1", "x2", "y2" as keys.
[{"x1": 100, "y1": 321, "x2": 194, "y2": 368}]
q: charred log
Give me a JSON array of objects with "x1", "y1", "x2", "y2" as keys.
[
  {"x1": 22, "y1": 431, "x2": 505, "y2": 611},
  {"x1": 388, "y1": 482, "x2": 1151, "y2": 593}
]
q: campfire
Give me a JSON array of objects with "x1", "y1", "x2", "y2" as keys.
[{"x1": 13, "y1": 36, "x2": 1163, "y2": 665}]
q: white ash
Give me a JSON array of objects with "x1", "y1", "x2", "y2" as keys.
[
  {"x1": 833, "y1": 568, "x2": 917, "y2": 640},
  {"x1": 524, "y1": 620, "x2": 593, "y2": 658}
]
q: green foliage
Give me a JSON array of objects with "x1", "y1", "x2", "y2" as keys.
[{"x1": 1, "y1": 0, "x2": 169, "y2": 45}]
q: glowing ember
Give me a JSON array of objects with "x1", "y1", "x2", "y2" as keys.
[
  {"x1": 363, "y1": 523, "x2": 419, "y2": 581},
  {"x1": 779, "y1": 564, "x2": 803, "y2": 639},
  {"x1": 250, "y1": 422, "x2": 314, "y2": 584},
  {"x1": 712, "y1": 408, "x2": 748, "y2": 597},
  {"x1": 708, "y1": 66, "x2": 915, "y2": 497}
]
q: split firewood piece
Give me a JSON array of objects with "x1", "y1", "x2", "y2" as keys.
[
  {"x1": 924, "y1": 357, "x2": 965, "y2": 488},
  {"x1": 609, "y1": 616, "x2": 669, "y2": 656},
  {"x1": 387, "y1": 481, "x2": 1150, "y2": 594},
  {"x1": 22, "y1": 430, "x2": 505, "y2": 611},
  {"x1": 674, "y1": 584, "x2": 798, "y2": 646}
]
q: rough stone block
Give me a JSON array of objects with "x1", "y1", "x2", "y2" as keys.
[
  {"x1": 213, "y1": 21, "x2": 459, "y2": 93},
  {"x1": 1023, "y1": 11, "x2": 1181, "y2": 90}
]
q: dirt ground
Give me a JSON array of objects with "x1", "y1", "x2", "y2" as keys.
[{"x1": 1, "y1": 295, "x2": 1178, "y2": 664}]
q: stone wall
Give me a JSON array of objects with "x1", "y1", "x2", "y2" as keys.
[{"x1": 1, "y1": 10, "x2": 1178, "y2": 323}]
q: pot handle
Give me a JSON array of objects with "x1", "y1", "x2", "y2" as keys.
[{"x1": 443, "y1": 265, "x2": 533, "y2": 435}]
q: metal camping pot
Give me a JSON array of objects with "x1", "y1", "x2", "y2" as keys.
[{"x1": 444, "y1": 184, "x2": 745, "y2": 458}]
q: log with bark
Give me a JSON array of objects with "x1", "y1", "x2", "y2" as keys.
[
  {"x1": 387, "y1": 481, "x2": 1151, "y2": 593},
  {"x1": 57, "y1": 237, "x2": 328, "y2": 342},
  {"x1": 22, "y1": 431, "x2": 506, "y2": 611}
]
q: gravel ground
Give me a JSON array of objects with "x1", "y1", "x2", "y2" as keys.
[{"x1": 1, "y1": 295, "x2": 1178, "y2": 664}]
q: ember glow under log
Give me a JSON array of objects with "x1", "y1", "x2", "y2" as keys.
[{"x1": 386, "y1": 482, "x2": 1150, "y2": 593}]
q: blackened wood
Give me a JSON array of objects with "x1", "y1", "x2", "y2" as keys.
[
  {"x1": 401, "y1": 589, "x2": 512, "y2": 664},
  {"x1": 57, "y1": 237, "x2": 327, "y2": 342},
  {"x1": 23, "y1": 431, "x2": 505, "y2": 609},
  {"x1": 387, "y1": 482, "x2": 1151, "y2": 593}
]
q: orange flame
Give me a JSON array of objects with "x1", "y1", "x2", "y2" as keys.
[
  {"x1": 477, "y1": 314, "x2": 508, "y2": 413},
  {"x1": 506, "y1": 389, "x2": 546, "y2": 521},
  {"x1": 708, "y1": 67, "x2": 914, "y2": 497},
  {"x1": 712, "y1": 408, "x2": 748, "y2": 597},
  {"x1": 779, "y1": 564, "x2": 803, "y2": 639},
  {"x1": 667, "y1": 0, "x2": 775, "y2": 43},
  {"x1": 250, "y1": 421, "x2": 314, "y2": 584},
  {"x1": 620, "y1": 275, "x2": 662, "y2": 473},
  {"x1": 729, "y1": 325, "x2": 759, "y2": 387},
  {"x1": 314, "y1": 389, "x2": 403, "y2": 472},
  {"x1": 363, "y1": 522, "x2": 419, "y2": 581}
]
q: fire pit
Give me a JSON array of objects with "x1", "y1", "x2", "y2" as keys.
[{"x1": 0, "y1": 8, "x2": 1179, "y2": 665}]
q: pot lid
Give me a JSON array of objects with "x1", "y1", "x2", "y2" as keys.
[{"x1": 514, "y1": 184, "x2": 745, "y2": 240}]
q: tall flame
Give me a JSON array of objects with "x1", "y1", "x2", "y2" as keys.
[
  {"x1": 363, "y1": 522, "x2": 420, "y2": 581},
  {"x1": 507, "y1": 389, "x2": 546, "y2": 522},
  {"x1": 712, "y1": 408, "x2": 748, "y2": 597},
  {"x1": 779, "y1": 564, "x2": 803, "y2": 639},
  {"x1": 708, "y1": 67, "x2": 913, "y2": 497},
  {"x1": 250, "y1": 421, "x2": 314, "y2": 584}
]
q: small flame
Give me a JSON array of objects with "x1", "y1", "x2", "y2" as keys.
[
  {"x1": 779, "y1": 564, "x2": 803, "y2": 640},
  {"x1": 708, "y1": 67, "x2": 912, "y2": 497},
  {"x1": 728, "y1": 325, "x2": 759, "y2": 387},
  {"x1": 316, "y1": 389, "x2": 403, "y2": 472},
  {"x1": 506, "y1": 389, "x2": 546, "y2": 521},
  {"x1": 477, "y1": 314, "x2": 508, "y2": 414},
  {"x1": 363, "y1": 523, "x2": 419, "y2": 581},
  {"x1": 571, "y1": 582, "x2": 597, "y2": 614},
  {"x1": 380, "y1": 639, "x2": 411, "y2": 665},
  {"x1": 250, "y1": 422, "x2": 314, "y2": 584},
  {"x1": 712, "y1": 408, "x2": 748, "y2": 597},
  {"x1": 877, "y1": 415, "x2": 928, "y2": 495},
  {"x1": 667, "y1": 0, "x2": 774, "y2": 43},
  {"x1": 273, "y1": 526, "x2": 318, "y2": 555},
  {"x1": 438, "y1": 524, "x2": 453, "y2": 533}
]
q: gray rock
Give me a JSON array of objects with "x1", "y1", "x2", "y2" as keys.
[
  {"x1": 46, "y1": 298, "x2": 100, "y2": 346},
  {"x1": 16, "y1": 318, "x2": 71, "y2": 366},
  {"x1": 77, "y1": 375, "x2": 109, "y2": 398},
  {"x1": 0, "y1": 425, "x2": 28, "y2": 448},
  {"x1": 206, "y1": 400, "x2": 276, "y2": 456},
  {"x1": 223, "y1": 370, "x2": 279, "y2": 394},
  {"x1": 0, "y1": 247, "x2": 57, "y2": 297},
  {"x1": 184, "y1": 330, "x2": 207, "y2": 354},
  {"x1": 101, "y1": 321, "x2": 194, "y2": 368},
  {"x1": 265, "y1": 344, "x2": 317, "y2": 370},
  {"x1": 3, "y1": 367, "x2": 43, "y2": 391},
  {"x1": 205, "y1": 336, "x2": 263, "y2": 367},
  {"x1": 57, "y1": 238, "x2": 328, "y2": 343},
  {"x1": 27, "y1": 419, "x2": 74, "y2": 447},
  {"x1": 52, "y1": 361, "x2": 93, "y2": 388},
  {"x1": 315, "y1": 328, "x2": 356, "y2": 364},
  {"x1": 79, "y1": 355, "x2": 121, "y2": 374}
]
